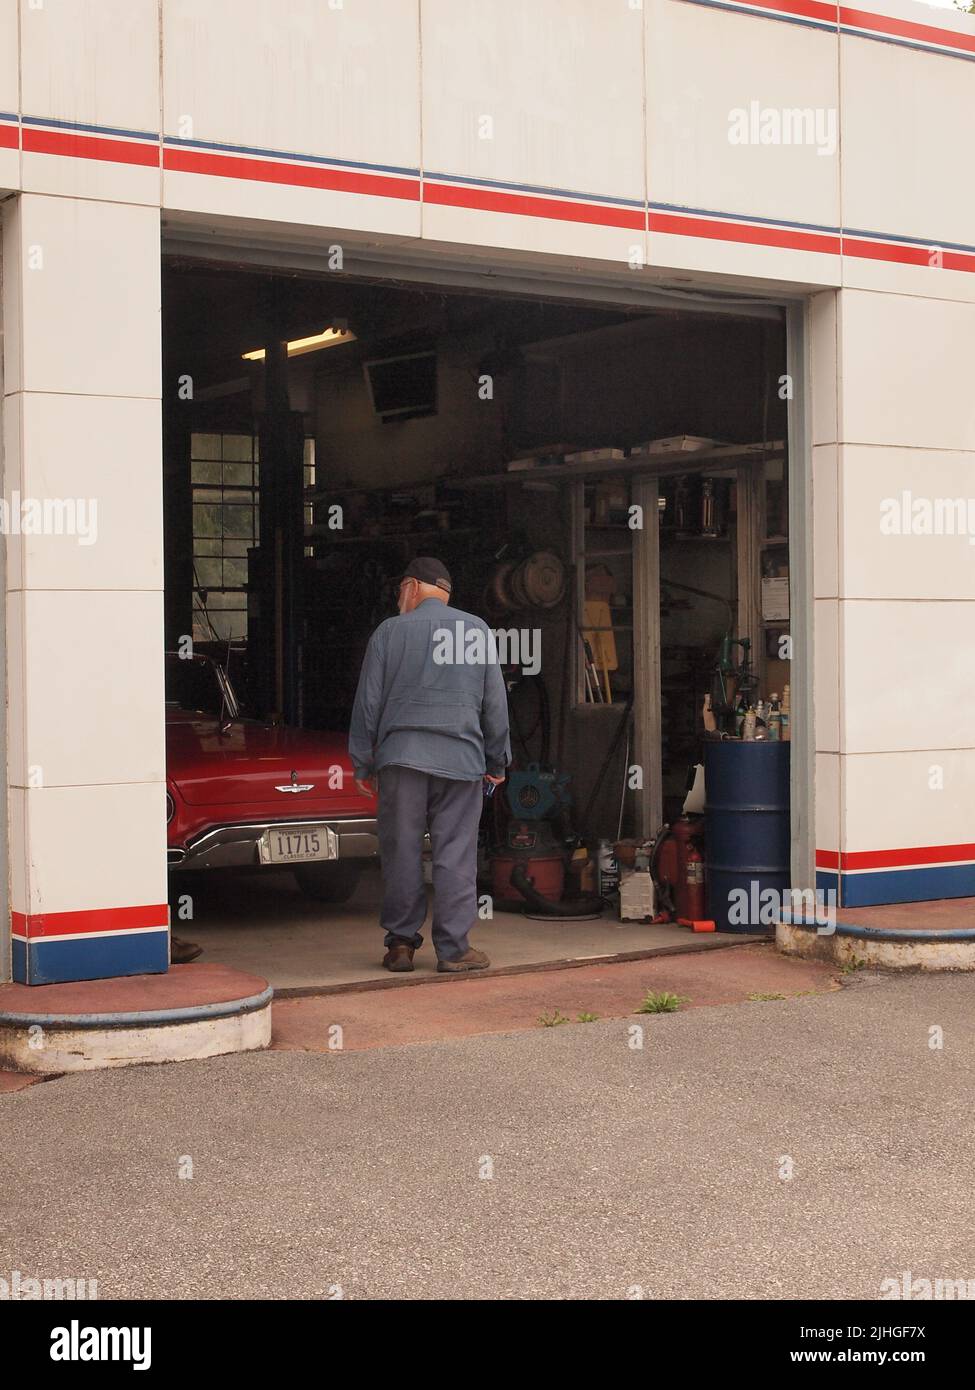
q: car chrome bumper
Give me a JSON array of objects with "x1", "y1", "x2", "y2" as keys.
[{"x1": 168, "y1": 817, "x2": 380, "y2": 871}]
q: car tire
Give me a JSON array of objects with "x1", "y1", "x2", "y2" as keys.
[{"x1": 294, "y1": 860, "x2": 362, "y2": 904}]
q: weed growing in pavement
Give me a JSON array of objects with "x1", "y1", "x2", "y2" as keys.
[
  {"x1": 839, "y1": 955, "x2": 867, "y2": 974},
  {"x1": 538, "y1": 1010, "x2": 570, "y2": 1027},
  {"x1": 636, "y1": 991, "x2": 687, "y2": 1015}
]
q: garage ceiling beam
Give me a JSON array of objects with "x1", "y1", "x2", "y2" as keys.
[{"x1": 161, "y1": 217, "x2": 792, "y2": 323}]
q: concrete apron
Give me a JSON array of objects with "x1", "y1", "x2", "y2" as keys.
[
  {"x1": 0, "y1": 965, "x2": 272, "y2": 1074},
  {"x1": 778, "y1": 918, "x2": 975, "y2": 972}
]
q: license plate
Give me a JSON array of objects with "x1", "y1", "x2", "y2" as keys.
[{"x1": 258, "y1": 825, "x2": 337, "y2": 865}]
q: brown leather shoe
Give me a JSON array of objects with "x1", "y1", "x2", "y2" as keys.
[
  {"x1": 437, "y1": 947, "x2": 490, "y2": 974},
  {"x1": 382, "y1": 943, "x2": 415, "y2": 972},
  {"x1": 171, "y1": 934, "x2": 203, "y2": 965}
]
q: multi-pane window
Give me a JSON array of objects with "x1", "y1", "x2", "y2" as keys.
[
  {"x1": 303, "y1": 437, "x2": 316, "y2": 555},
  {"x1": 191, "y1": 433, "x2": 259, "y2": 642},
  {"x1": 190, "y1": 432, "x2": 317, "y2": 642}
]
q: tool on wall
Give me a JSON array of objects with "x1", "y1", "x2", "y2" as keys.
[
  {"x1": 710, "y1": 633, "x2": 758, "y2": 735},
  {"x1": 583, "y1": 599, "x2": 617, "y2": 703}
]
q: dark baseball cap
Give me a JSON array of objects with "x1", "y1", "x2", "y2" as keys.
[{"x1": 399, "y1": 556, "x2": 452, "y2": 593}]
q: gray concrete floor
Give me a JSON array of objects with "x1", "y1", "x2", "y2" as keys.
[
  {"x1": 173, "y1": 864, "x2": 755, "y2": 990},
  {"x1": 4, "y1": 970, "x2": 975, "y2": 1300}
]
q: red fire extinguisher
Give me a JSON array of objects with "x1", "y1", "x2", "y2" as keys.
[{"x1": 678, "y1": 840, "x2": 707, "y2": 922}]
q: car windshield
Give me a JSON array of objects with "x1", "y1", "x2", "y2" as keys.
[{"x1": 165, "y1": 655, "x2": 235, "y2": 718}]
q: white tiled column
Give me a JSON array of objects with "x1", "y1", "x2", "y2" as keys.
[
  {"x1": 809, "y1": 290, "x2": 842, "y2": 905},
  {"x1": 2, "y1": 194, "x2": 168, "y2": 983},
  {"x1": 811, "y1": 287, "x2": 975, "y2": 908}
]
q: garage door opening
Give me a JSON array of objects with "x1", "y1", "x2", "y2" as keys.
[{"x1": 161, "y1": 257, "x2": 802, "y2": 990}]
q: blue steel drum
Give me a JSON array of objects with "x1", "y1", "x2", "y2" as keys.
[{"x1": 704, "y1": 741, "x2": 791, "y2": 934}]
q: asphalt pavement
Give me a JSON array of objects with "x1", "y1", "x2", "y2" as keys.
[{"x1": 2, "y1": 969, "x2": 974, "y2": 1300}]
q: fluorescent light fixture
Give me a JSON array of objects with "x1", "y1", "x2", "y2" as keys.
[{"x1": 243, "y1": 327, "x2": 356, "y2": 361}]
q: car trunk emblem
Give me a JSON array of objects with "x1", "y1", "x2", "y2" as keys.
[{"x1": 276, "y1": 769, "x2": 315, "y2": 793}]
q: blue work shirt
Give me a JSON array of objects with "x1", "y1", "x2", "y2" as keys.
[{"x1": 349, "y1": 598, "x2": 512, "y2": 781}]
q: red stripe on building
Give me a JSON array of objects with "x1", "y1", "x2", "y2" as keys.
[
  {"x1": 650, "y1": 210, "x2": 841, "y2": 256},
  {"x1": 164, "y1": 146, "x2": 420, "y2": 202},
  {"x1": 840, "y1": 843, "x2": 975, "y2": 872},
  {"x1": 736, "y1": 0, "x2": 839, "y2": 27},
  {"x1": 0, "y1": 124, "x2": 17, "y2": 150},
  {"x1": 423, "y1": 180, "x2": 646, "y2": 230},
  {"x1": 22, "y1": 128, "x2": 159, "y2": 167},
  {"x1": 725, "y1": 0, "x2": 975, "y2": 56},
  {"x1": 839, "y1": 6, "x2": 975, "y2": 55},
  {"x1": 12, "y1": 904, "x2": 170, "y2": 940},
  {"x1": 843, "y1": 236, "x2": 975, "y2": 274},
  {"x1": 818, "y1": 845, "x2": 975, "y2": 872},
  {"x1": 843, "y1": 236, "x2": 931, "y2": 267}
]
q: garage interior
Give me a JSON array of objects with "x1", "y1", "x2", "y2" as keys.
[{"x1": 161, "y1": 258, "x2": 794, "y2": 990}]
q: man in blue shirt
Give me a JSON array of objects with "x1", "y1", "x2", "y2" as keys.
[{"x1": 349, "y1": 557, "x2": 511, "y2": 973}]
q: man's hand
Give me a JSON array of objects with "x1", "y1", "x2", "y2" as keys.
[
  {"x1": 484, "y1": 773, "x2": 506, "y2": 786},
  {"x1": 355, "y1": 776, "x2": 377, "y2": 797}
]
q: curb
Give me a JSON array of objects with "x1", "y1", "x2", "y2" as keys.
[
  {"x1": 777, "y1": 918, "x2": 975, "y2": 972},
  {"x1": 0, "y1": 988, "x2": 274, "y2": 1074}
]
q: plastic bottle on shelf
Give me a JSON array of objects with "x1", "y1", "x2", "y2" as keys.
[
  {"x1": 735, "y1": 692, "x2": 748, "y2": 738},
  {"x1": 767, "y1": 692, "x2": 781, "y2": 741},
  {"x1": 780, "y1": 685, "x2": 791, "y2": 743},
  {"x1": 743, "y1": 707, "x2": 757, "y2": 741}
]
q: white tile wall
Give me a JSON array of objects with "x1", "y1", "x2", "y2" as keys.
[
  {"x1": 21, "y1": 781, "x2": 168, "y2": 916},
  {"x1": 161, "y1": 0, "x2": 421, "y2": 235},
  {"x1": 840, "y1": 444, "x2": 975, "y2": 601},
  {"x1": 1, "y1": 194, "x2": 24, "y2": 394},
  {"x1": 815, "y1": 751, "x2": 841, "y2": 855},
  {"x1": 13, "y1": 195, "x2": 161, "y2": 398},
  {"x1": 20, "y1": 0, "x2": 160, "y2": 134},
  {"x1": 0, "y1": 0, "x2": 18, "y2": 191},
  {"x1": 162, "y1": 169, "x2": 421, "y2": 240},
  {"x1": 162, "y1": 0, "x2": 420, "y2": 169},
  {"x1": 1, "y1": 390, "x2": 24, "y2": 589},
  {"x1": 843, "y1": 749, "x2": 975, "y2": 854},
  {"x1": 864, "y1": 0, "x2": 975, "y2": 35},
  {"x1": 20, "y1": 0, "x2": 160, "y2": 202},
  {"x1": 840, "y1": 35, "x2": 974, "y2": 253},
  {"x1": 646, "y1": 0, "x2": 841, "y2": 231},
  {"x1": 812, "y1": 444, "x2": 839, "y2": 599},
  {"x1": 2, "y1": 189, "x2": 167, "y2": 945},
  {"x1": 809, "y1": 290, "x2": 838, "y2": 447},
  {"x1": 0, "y1": 0, "x2": 16, "y2": 114},
  {"x1": 12, "y1": 590, "x2": 166, "y2": 789},
  {"x1": 841, "y1": 258, "x2": 975, "y2": 309},
  {"x1": 6, "y1": 787, "x2": 28, "y2": 917},
  {"x1": 4, "y1": 590, "x2": 26, "y2": 795},
  {"x1": 420, "y1": 201, "x2": 646, "y2": 269},
  {"x1": 0, "y1": 0, "x2": 972, "y2": 943},
  {"x1": 838, "y1": 290, "x2": 975, "y2": 452},
  {"x1": 646, "y1": 230, "x2": 840, "y2": 287},
  {"x1": 842, "y1": 600, "x2": 975, "y2": 754},
  {"x1": 420, "y1": 0, "x2": 645, "y2": 263},
  {"x1": 814, "y1": 599, "x2": 841, "y2": 753},
  {"x1": 423, "y1": 0, "x2": 645, "y2": 203},
  {"x1": 22, "y1": 138, "x2": 160, "y2": 208},
  {"x1": 0, "y1": 137, "x2": 17, "y2": 197},
  {"x1": 10, "y1": 393, "x2": 164, "y2": 592}
]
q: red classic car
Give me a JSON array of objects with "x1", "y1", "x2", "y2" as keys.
[{"x1": 165, "y1": 652, "x2": 377, "y2": 902}]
